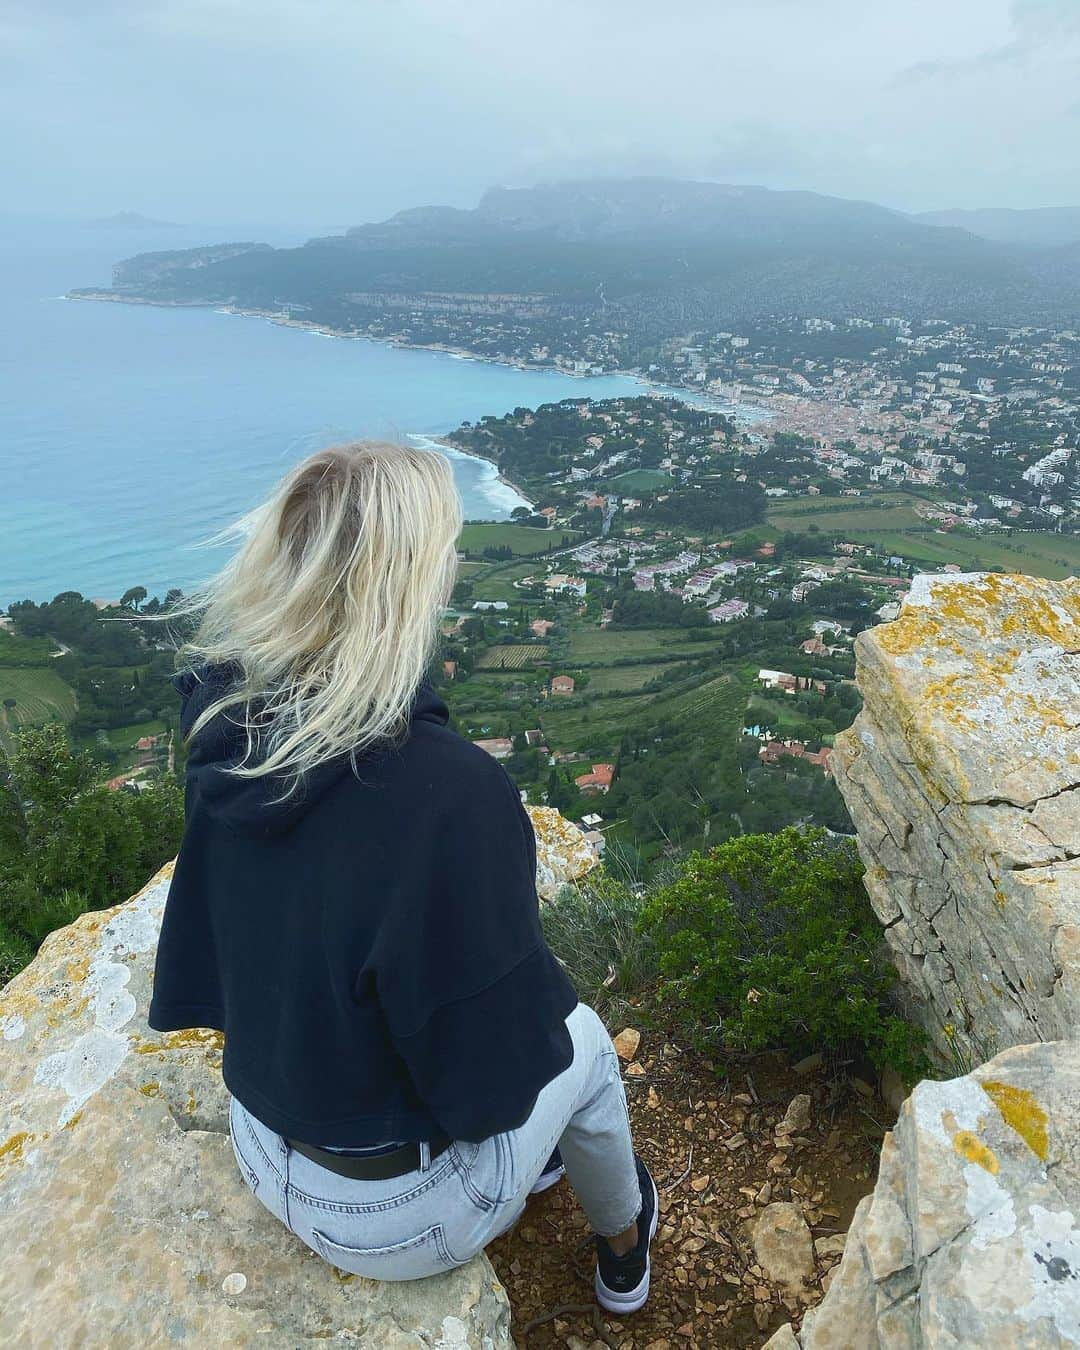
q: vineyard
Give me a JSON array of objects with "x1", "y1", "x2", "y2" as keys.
[
  {"x1": 0, "y1": 667, "x2": 78, "y2": 732},
  {"x1": 476, "y1": 644, "x2": 549, "y2": 669}
]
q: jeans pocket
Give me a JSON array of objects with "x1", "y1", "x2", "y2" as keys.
[{"x1": 309, "y1": 1224, "x2": 457, "y2": 1280}]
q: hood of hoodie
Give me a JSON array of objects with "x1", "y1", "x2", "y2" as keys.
[{"x1": 176, "y1": 662, "x2": 450, "y2": 837}]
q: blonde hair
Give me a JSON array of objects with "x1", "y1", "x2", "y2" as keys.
[{"x1": 171, "y1": 441, "x2": 461, "y2": 795}]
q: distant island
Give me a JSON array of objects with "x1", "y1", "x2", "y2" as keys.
[{"x1": 85, "y1": 211, "x2": 181, "y2": 231}]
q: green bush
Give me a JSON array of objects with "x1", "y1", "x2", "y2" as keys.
[
  {"x1": 0, "y1": 723, "x2": 184, "y2": 988},
  {"x1": 638, "y1": 827, "x2": 926, "y2": 1077}
]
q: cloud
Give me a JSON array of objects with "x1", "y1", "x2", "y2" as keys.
[{"x1": 2, "y1": 0, "x2": 1078, "y2": 221}]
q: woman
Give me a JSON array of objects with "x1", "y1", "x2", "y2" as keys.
[{"x1": 148, "y1": 441, "x2": 657, "y2": 1313}]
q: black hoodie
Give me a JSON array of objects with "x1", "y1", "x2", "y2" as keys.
[{"x1": 148, "y1": 664, "x2": 578, "y2": 1146}]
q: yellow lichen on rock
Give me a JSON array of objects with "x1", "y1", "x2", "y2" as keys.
[
  {"x1": 525, "y1": 804, "x2": 600, "y2": 902},
  {"x1": 952, "y1": 1130, "x2": 999, "y2": 1174},
  {"x1": 981, "y1": 1080, "x2": 1049, "y2": 1161}
]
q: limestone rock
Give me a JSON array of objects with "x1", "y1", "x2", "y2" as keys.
[
  {"x1": 776, "y1": 1093, "x2": 812, "y2": 1136},
  {"x1": 525, "y1": 804, "x2": 600, "y2": 902},
  {"x1": 792, "y1": 1040, "x2": 1080, "y2": 1348},
  {"x1": 762, "y1": 1326, "x2": 801, "y2": 1350},
  {"x1": 0, "y1": 865, "x2": 513, "y2": 1349},
  {"x1": 833, "y1": 572, "x2": 1080, "y2": 1062},
  {"x1": 752, "y1": 1202, "x2": 816, "y2": 1296},
  {"x1": 612, "y1": 1027, "x2": 642, "y2": 1061}
]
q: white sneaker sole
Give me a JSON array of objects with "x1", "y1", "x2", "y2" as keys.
[
  {"x1": 529, "y1": 1165, "x2": 566, "y2": 1195},
  {"x1": 594, "y1": 1173, "x2": 660, "y2": 1315}
]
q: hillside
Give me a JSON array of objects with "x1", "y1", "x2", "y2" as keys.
[
  {"x1": 72, "y1": 179, "x2": 1080, "y2": 339},
  {"x1": 913, "y1": 204, "x2": 1080, "y2": 248}
]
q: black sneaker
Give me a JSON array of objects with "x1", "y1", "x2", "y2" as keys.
[
  {"x1": 529, "y1": 1146, "x2": 566, "y2": 1195},
  {"x1": 594, "y1": 1155, "x2": 658, "y2": 1314}
]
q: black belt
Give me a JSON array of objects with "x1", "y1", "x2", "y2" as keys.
[{"x1": 285, "y1": 1134, "x2": 452, "y2": 1181}]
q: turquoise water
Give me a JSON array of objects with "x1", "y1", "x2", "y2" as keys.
[{"x1": 0, "y1": 221, "x2": 642, "y2": 605}]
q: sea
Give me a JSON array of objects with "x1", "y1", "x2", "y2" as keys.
[{"x1": 0, "y1": 217, "x2": 764, "y2": 606}]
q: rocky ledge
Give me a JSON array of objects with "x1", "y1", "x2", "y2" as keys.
[
  {"x1": 0, "y1": 862, "x2": 514, "y2": 1348},
  {"x1": 768, "y1": 1039, "x2": 1079, "y2": 1348},
  {"x1": 0, "y1": 801, "x2": 600, "y2": 1346},
  {"x1": 833, "y1": 572, "x2": 1079, "y2": 1063}
]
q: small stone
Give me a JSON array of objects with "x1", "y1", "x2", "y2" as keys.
[
  {"x1": 850, "y1": 1076, "x2": 875, "y2": 1099},
  {"x1": 647, "y1": 1086, "x2": 661, "y2": 1109},
  {"x1": 814, "y1": 1233, "x2": 847, "y2": 1261},
  {"x1": 625, "y1": 1060, "x2": 647, "y2": 1077},
  {"x1": 724, "y1": 1132, "x2": 748, "y2": 1151},
  {"x1": 613, "y1": 1027, "x2": 641, "y2": 1061},
  {"x1": 751, "y1": 1203, "x2": 815, "y2": 1296},
  {"x1": 756, "y1": 1182, "x2": 773, "y2": 1205},
  {"x1": 793, "y1": 1052, "x2": 823, "y2": 1075},
  {"x1": 776, "y1": 1094, "x2": 812, "y2": 1136},
  {"x1": 753, "y1": 1304, "x2": 772, "y2": 1332},
  {"x1": 690, "y1": 1175, "x2": 711, "y2": 1192},
  {"x1": 221, "y1": 1272, "x2": 247, "y2": 1296}
]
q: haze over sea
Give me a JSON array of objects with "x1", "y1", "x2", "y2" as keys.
[{"x1": 1, "y1": 219, "x2": 652, "y2": 606}]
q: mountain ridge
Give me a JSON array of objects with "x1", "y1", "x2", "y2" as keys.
[{"x1": 76, "y1": 178, "x2": 1080, "y2": 334}]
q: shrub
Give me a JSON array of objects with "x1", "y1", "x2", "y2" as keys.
[
  {"x1": 541, "y1": 871, "x2": 658, "y2": 1021},
  {"x1": 638, "y1": 827, "x2": 925, "y2": 1077}
]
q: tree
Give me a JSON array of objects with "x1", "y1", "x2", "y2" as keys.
[
  {"x1": 0, "y1": 724, "x2": 183, "y2": 986},
  {"x1": 120, "y1": 586, "x2": 148, "y2": 612}
]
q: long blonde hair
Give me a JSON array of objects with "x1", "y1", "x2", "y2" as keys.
[{"x1": 172, "y1": 440, "x2": 461, "y2": 794}]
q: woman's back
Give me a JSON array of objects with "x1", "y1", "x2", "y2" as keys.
[{"x1": 149, "y1": 664, "x2": 577, "y2": 1146}]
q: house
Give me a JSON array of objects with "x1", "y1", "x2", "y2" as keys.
[
  {"x1": 550, "y1": 675, "x2": 575, "y2": 696},
  {"x1": 544, "y1": 574, "x2": 587, "y2": 599},
  {"x1": 582, "y1": 829, "x2": 606, "y2": 855},
  {"x1": 473, "y1": 600, "x2": 508, "y2": 611},
  {"x1": 442, "y1": 660, "x2": 457, "y2": 680},
  {"x1": 134, "y1": 736, "x2": 158, "y2": 751},
  {"x1": 538, "y1": 506, "x2": 557, "y2": 521},
  {"x1": 758, "y1": 668, "x2": 798, "y2": 693},
  {"x1": 708, "y1": 599, "x2": 750, "y2": 624},
  {"x1": 472, "y1": 737, "x2": 514, "y2": 760},
  {"x1": 801, "y1": 635, "x2": 828, "y2": 657},
  {"x1": 584, "y1": 495, "x2": 607, "y2": 510},
  {"x1": 759, "y1": 739, "x2": 833, "y2": 776},
  {"x1": 574, "y1": 763, "x2": 615, "y2": 794},
  {"x1": 524, "y1": 729, "x2": 546, "y2": 748},
  {"x1": 530, "y1": 618, "x2": 555, "y2": 637}
]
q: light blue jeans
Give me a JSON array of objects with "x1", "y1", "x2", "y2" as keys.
[{"x1": 228, "y1": 1002, "x2": 641, "y2": 1279}]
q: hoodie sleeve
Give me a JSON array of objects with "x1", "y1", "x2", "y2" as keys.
[{"x1": 373, "y1": 753, "x2": 578, "y2": 1142}]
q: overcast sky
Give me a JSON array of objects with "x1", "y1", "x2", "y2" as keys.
[{"x1": 3, "y1": 0, "x2": 1078, "y2": 229}]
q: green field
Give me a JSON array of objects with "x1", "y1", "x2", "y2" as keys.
[
  {"x1": 765, "y1": 492, "x2": 1079, "y2": 580},
  {"x1": 539, "y1": 669, "x2": 748, "y2": 755},
  {"x1": 459, "y1": 522, "x2": 581, "y2": 557},
  {"x1": 583, "y1": 662, "x2": 685, "y2": 693},
  {"x1": 608, "y1": 469, "x2": 673, "y2": 492},
  {"x1": 0, "y1": 666, "x2": 78, "y2": 730},
  {"x1": 98, "y1": 719, "x2": 167, "y2": 748},
  {"x1": 766, "y1": 493, "x2": 927, "y2": 535},
  {"x1": 867, "y1": 528, "x2": 1080, "y2": 578},
  {"x1": 566, "y1": 627, "x2": 723, "y2": 664}
]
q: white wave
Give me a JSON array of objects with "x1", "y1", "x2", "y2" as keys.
[{"x1": 408, "y1": 433, "x2": 532, "y2": 518}]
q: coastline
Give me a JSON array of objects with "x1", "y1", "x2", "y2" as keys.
[
  {"x1": 414, "y1": 434, "x2": 536, "y2": 512},
  {"x1": 65, "y1": 290, "x2": 775, "y2": 428}
]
